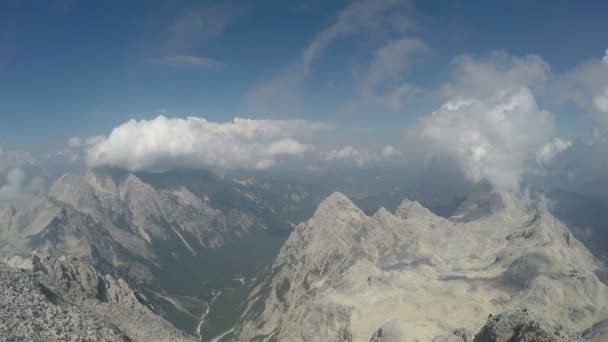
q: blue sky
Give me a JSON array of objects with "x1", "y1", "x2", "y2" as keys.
[
  {"x1": 0, "y1": 0, "x2": 608, "y2": 146},
  {"x1": 1, "y1": 0, "x2": 607, "y2": 150},
  {"x1": 0, "y1": 0, "x2": 607, "y2": 203}
]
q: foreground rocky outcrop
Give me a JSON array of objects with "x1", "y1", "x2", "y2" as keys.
[
  {"x1": 234, "y1": 191, "x2": 608, "y2": 341},
  {"x1": 432, "y1": 309, "x2": 585, "y2": 342},
  {"x1": 472, "y1": 309, "x2": 584, "y2": 342},
  {"x1": 0, "y1": 253, "x2": 196, "y2": 342}
]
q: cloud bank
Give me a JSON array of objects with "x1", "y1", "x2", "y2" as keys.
[
  {"x1": 86, "y1": 116, "x2": 330, "y2": 172},
  {"x1": 414, "y1": 52, "x2": 562, "y2": 193},
  {"x1": 418, "y1": 87, "x2": 555, "y2": 192}
]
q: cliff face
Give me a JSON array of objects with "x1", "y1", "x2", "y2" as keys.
[{"x1": 235, "y1": 191, "x2": 608, "y2": 341}]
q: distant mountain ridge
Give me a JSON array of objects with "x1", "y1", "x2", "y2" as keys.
[{"x1": 0, "y1": 168, "x2": 327, "y2": 339}]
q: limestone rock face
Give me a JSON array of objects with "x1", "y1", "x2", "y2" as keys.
[
  {"x1": 32, "y1": 252, "x2": 146, "y2": 308},
  {"x1": 472, "y1": 310, "x2": 584, "y2": 342},
  {"x1": 0, "y1": 254, "x2": 197, "y2": 342},
  {"x1": 235, "y1": 191, "x2": 608, "y2": 341}
]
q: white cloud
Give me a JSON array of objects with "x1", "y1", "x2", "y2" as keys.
[
  {"x1": 603, "y1": 48, "x2": 608, "y2": 64},
  {"x1": 593, "y1": 88, "x2": 608, "y2": 113},
  {"x1": 68, "y1": 137, "x2": 82, "y2": 148},
  {"x1": 322, "y1": 145, "x2": 373, "y2": 166},
  {"x1": 0, "y1": 169, "x2": 26, "y2": 201},
  {"x1": 148, "y1": 55, "x2": 224, "y2": 69},
  {"x1": 324, "y1": 145, "x2": 357, "y2": 160},
  {"x1": 411, "y1": 52, "x2": 561, "y2": 193},
  {"x1": 86, "y1": 116, "x2": 329, "y2": 172},
  {"x1": 264, "y1": 139, "x2": 312, "y2": 156},
  {"x1": 440, "y1": 52, "x2": 549, "y2": 99},
  {"x1": 536, "y1": 138, "x2": 572, "y2": 165},
  {"x1": 382, "y1": 145, "x2": 400, "y2": 158},
  {"x1": 556, "y1": 53, "x2": 608, "y2": 124},
  {"x1": 86, "y1": 135, "x2": 106, "y2": 146},
  {"x1": 0, "y1": 168, "x2": 44, "y2": 205},
  {"x1": 417, "y1": 87, "x2": 555, "y2": 193}
]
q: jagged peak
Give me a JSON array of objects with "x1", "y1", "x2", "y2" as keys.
[
  {"x1": 50, "y1": 173, "x2": 88, "y2": 189},
  {"x1": 395, "y1": 199, "x2": 434, "y2": 220},
  {"x1": 121, "y1": 173, "x2": 147, "y2": 188},
  {"x1": 372, "y1": 206, "x2": 393, "y2": 219},
  {"x1": 314, "y1": 192, "x2": 362, "y2": 215},
  {"x1": 53, "y1": 173, "x2": 83, "y2": 184},
  {"x1": 85, "y1": 169, "x2": 119, "y2": 194},
  {"x1": 305, "y1": 192, "x2": 366, "y2": 232}
]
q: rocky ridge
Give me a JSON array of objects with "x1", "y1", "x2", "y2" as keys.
[
  {"x1": 234, "y1": 191, "x2": 608, "y2": 341},
  {"x1": 0, "y1": 252, "x2": 196, "y2": 342}
]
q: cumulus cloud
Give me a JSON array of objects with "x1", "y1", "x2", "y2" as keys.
[
  {"x1": 593, "y1": 88, "x2": 608, "y2": 113},
  {"x1": 86, "y1": 116, "x2": 329, "y2": 172},
  {"x1": 265, "y1": 139, "x2": 312, "y2": 156},
  {"x1": 416, "y1": 87, "x2": 555, "y2": 193},
  {"x1": 556, "y1": 51, "x2": 608, "y2": 124},
  {"x1": 322, "y1": 146, "x2": 371, "y2": 166},
  {"x1": 321, "y1": 144, "x2": 401, "y2": 167},
  {"x1": 0, "y1": 169, "x2": 26, "y2": 201},
  {"x1": 382, "y1": 145, "x2": 400, "y2": 158},
  {"x1": 440, "y1": 52, "x2": 549, "y2": 98},
  {"x1": 0, "y1": 168, "x2": 45, "y2": 205},
  {"x1": 604, "y1": 48, "x2": 608, "y2": 64},
  {"x1": 86, "y1": 135, "x2": 106, "y2": 146},
  {"x1": 536, "y1": 138, "x2": 572, "y2": 165},
  {"x1": 68, "y1": 137, "x2": 82, "y2": 148},
  {"x1": 411, "y1": 52, "x2": 562, "y2": 193}
]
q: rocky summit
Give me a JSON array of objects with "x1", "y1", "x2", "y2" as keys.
[
  {"x1": 0, "y1": 253, "x2": 196, "y2": 342},
  {"x1": 234, "y1": 191, "x2": 608, "y2": 341}
]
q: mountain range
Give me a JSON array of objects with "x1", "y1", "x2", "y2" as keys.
[
  {"x1": 234, "y1": 191, "x2": 608, "y2": 341},
  {"x1": 0, "y1": 168, "x2": 326, "y2": 340},
  {"x1": 2, "y1": 170, "x2": 608, "y2": 341}
]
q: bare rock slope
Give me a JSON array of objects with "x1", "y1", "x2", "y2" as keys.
[
  {"x1": 0, "y1": 253, "x2": 196, "y2": 342},
  {"x1": 235, "y1": 191, "x2": 608, "y2": 341}
]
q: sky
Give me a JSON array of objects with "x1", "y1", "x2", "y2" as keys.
[{"x1": 1, "y1": 0, "x2": 608, "y2": 201}]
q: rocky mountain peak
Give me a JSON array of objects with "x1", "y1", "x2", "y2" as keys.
[
  {"x1": 395, "y1": 199, "x2": 434, "y2": 220},
  {"x1": 310, "y1": 192, "x2": 364, "y2": 223},
  {"x1": 0, "y1": 253, "x2": 197, "y2": 342},
  {"x1": 85, "y1": 169, "x2": 120, "y2": 195},
  {"x1": 236, "y1": 190, "x2": 608, "y2": 341}
]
